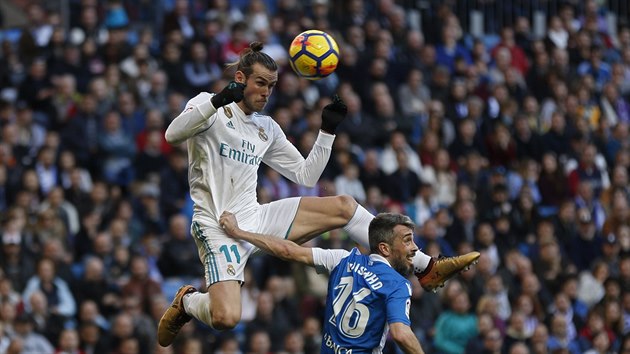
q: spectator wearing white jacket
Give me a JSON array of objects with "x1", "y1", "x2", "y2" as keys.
[{"x1": 22, "y1": 258, "x2": 76, "y2": 318}]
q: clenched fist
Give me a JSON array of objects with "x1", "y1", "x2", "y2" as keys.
[
  {"x1": 219, "y1": 211, "x2": 240, "y2": 237},
  {"x1": 211, "y1": 81, "x2": 246, "y2": 108},
  {"x1": 320, "y1": 94, "x2": 347, "y2": 134}
]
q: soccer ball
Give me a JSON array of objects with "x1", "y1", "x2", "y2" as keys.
[{"x1": 288, "y1": 30, "x2": 339, "y2": 80}]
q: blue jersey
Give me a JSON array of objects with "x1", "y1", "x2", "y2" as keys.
[{"x1": 312, "y1": 247, "x2": 412, "y2": 354}]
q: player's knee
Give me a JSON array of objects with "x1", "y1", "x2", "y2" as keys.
[
  {"x1": 211, "y1": 310, "x2": 240, "y2": 330},
  {"x1": 336, "y1": 194, "x2": 358, "y2": 221}
]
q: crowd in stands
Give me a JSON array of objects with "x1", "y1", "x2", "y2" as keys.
[{"x1": 1, "y1": 0, "x2": 630, "y2": 353}]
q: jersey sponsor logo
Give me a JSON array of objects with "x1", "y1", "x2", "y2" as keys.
[
  {"x1": 226, "y1": 121, "x2": 235, "y2": 129},
  {"x1": 224, "y1": 106, "x2": 233, "y2": 118},
  {"x1": 323, "y1": 333, "x2": 352, "y2": 354},
  {"x1": 258, "y1": 127, "x2": 268, "y2": 142},
  {"x1": 219, "y1": 142, "x2": 263, "y2": 166}
]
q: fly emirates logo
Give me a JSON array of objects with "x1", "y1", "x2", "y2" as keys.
[{"x1": 219, "y1": 139, "x2": 263, "y2": 166}]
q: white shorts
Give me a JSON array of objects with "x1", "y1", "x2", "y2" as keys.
[{"x1": 191, "y1": 197, "x2": 301, "y2": 287}]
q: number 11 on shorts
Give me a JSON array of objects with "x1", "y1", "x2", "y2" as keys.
[{"x1": 219, "y1": 244, "x2": 241, "y2": 263}]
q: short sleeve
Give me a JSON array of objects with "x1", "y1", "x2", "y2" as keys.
[
  {"x1": 386, "y1": 280, "x2": 412, "y2": 326},
  {"x1": 311, "y1": 248, "x2": 350, "y2": 274}
]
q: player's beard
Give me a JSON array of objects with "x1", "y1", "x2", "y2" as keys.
[{"x1": 391, "y1": 255, "x2": 414, "y2": 277}]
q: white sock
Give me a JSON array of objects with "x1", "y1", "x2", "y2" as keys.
[
  {"x1": 343, "y1": 205, "x2": 432, "y2": 273},
  {"x1": 413, "y1": 252, "x2": 432, "y2": 274},
  {"x1": 182, "y1": 292, "x2": 213, "y2": 328},
  {"x1": 342, "y1": 204, "x2": 373, "y2": 249}
]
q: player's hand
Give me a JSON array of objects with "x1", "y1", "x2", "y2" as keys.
[
  {"x1": 320, "y1": 94, "x2": 347, "y2": 134},
  {"x1": 211, "y1": 81, "x2": 246, "y2": 108},
  {"x1": 219, "y1": 211, "x2": 240, "y2": 237}
]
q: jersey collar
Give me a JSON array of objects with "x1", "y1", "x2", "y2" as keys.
[
  {"x1": 228, "y1": 102, "x2": 246, "y2": 119},
  {"x1": 232, "y1": 102, "x2": 263, "y2": 120},
  {"x1": 369, "y1": 253, "x2": 391, "y2": 267}
]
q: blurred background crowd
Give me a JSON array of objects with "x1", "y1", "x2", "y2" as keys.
[{"x1": 1, "y1": 0, "x2": 630, "y2": 353}]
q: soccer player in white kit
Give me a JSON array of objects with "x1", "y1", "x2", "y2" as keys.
[{"x1": 157, "y1": 42, "x2": 480, "y2": 347}]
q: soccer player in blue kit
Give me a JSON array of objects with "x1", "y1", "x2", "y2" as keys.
[
  {"x1": 219, "y1": 211, "x2": 425, "y2": 354},
  {"x1": 158, "y1": 41, "x2": 479, "y2": 347}
]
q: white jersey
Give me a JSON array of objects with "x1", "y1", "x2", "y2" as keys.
[{"x1": 165, "y1": 92, "x2": 335, "y2": 226}]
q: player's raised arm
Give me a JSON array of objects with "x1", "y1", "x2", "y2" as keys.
[
  {"x1": 219, "y1": 211, "x2": 314, "y2": 266},
  {"x1": 262, "y1": 94, "x2": 347, "y2": 187},
  {"x1": 164, "y1": 81, "x2": 245, "y2": 145}
]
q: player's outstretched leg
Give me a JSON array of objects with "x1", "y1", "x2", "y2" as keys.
[
  {"x1": 291, "y1": 196, "x2": 481, "y2": 292},
  {"x1": 158, "y1": 285, "x2": 197, "y2": 347},
  {"x1": 416, "y1": 252, "x2": 481, "y2": 292}
]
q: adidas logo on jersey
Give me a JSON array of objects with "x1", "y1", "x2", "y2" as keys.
[{"x1": 226, "y1": 121, "x2": 235, "y2": 129}]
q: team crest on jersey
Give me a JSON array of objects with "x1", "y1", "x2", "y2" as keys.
[
  {"x1": 224, "y1": 106, "x2": 233, "y2": 118},
  {"x1": 258, "y1": 128, "x2": 268, "y2": 142},
  {"x1": 227, "y1": 264, "x2": 236, "y2": 276}
]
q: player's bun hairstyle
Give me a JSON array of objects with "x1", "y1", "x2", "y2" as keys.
[
  {"x1": 248, "y1": 41, "x2": 264, "y2": 52},
  {"x1": 227, "y1": 41, "x2": 278, "y2": 77}
]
